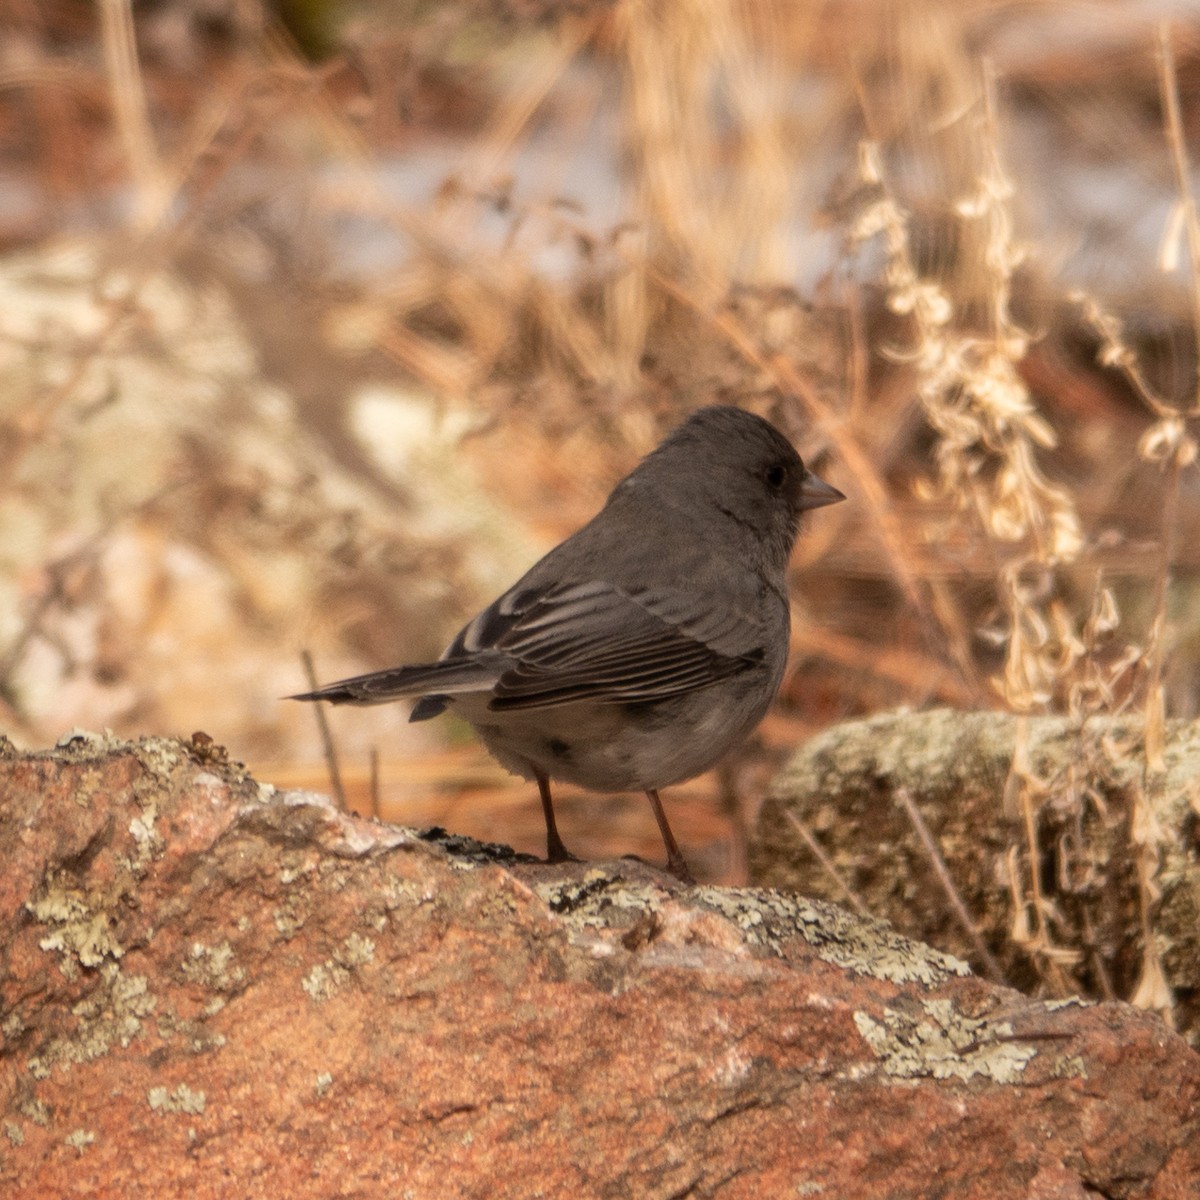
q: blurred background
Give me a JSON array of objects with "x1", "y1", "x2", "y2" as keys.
[{"x1": 2, "y1": 0, "x2": 1199, "y2": 884}]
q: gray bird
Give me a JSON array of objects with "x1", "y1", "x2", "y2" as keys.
[{"x1": 292, "y1": 405, "x2": 844, "y2": 881}]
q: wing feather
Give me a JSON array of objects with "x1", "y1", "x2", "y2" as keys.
[{"x1": 485, "y1": 580, "x2": 767, "y2": 710}]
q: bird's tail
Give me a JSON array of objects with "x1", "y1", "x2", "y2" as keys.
[{"x1": 289, "y1": 655, "x2": 502, "y2": 706}]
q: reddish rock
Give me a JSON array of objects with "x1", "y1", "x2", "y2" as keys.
[{"x1": 1, "y1": 732, "x2": 1198, "y2": 1199}]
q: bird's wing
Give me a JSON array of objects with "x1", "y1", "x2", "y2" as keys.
[
  {"x1": 485, "y1": 579, "x2": 767, "y2": 710},
  {"x1": 291, "y1": 579, "x2": 773, "y2": 712}
]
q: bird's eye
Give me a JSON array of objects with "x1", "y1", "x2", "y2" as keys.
[{"x1": 765, "y1": 464, "x2": 787, "y2": 490}]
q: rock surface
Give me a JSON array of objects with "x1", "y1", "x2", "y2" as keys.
[
  {"x1": 2, "y1": 732, "x2": 1199, "y2": 1198},
  {"x1": 750, "y1": 709, "x2": 1200, "y2": 1039}
]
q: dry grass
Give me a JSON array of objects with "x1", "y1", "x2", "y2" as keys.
[{"x1": 2, "y1": 0, "x2": 1200, "y2": 1020}]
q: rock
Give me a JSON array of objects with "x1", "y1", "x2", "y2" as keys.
[
  {"x1": 2, "y1": 732, "x2": 1199, "y2": 1198},
  {"x1": 750, "y1": 709, "x2": 1200, "y2": 1043}
]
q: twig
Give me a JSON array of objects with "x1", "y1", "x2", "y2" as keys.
[
  {"x1": 0, "y1": 551, "x2": 90, "y2": 696},
  {"x1": 1157, "y1": 22, "x2": 1200, "y2": 413},
  {"x1": 716, "y1": 758, "x2": 748, "y2": 886},
  {"x1": 1014, "y1": 771, "x2": 1075, "y2": 993},
  {"x1": 1080, "y1": 906, "x2": 1116, "y2": 1003},
  {"x1": 98, "y1": 0, "x2": 165, "y2": 231},
  {"x1": 895, "y1": 786, "x2": 1007, "y2": 983},
  {"x1": 369, "y1": 746, "x2": 382, "y2": 821},
  {"x1": 1117, "y1": 21, "x2": 1200, "y2": 1023},
  {"x1": 783, "y1": 811, "x2": 873, "y2": 920},
  {"x1": 0, "y1": 480, "x2": 187, "y2": 699},
  {"x1": 301, "y1": 650, "x2": 347, "y2": 813}
]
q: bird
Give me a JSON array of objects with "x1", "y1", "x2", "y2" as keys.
[{"x1": 292, "y1": 405, "x2": 844, "y2": 882}]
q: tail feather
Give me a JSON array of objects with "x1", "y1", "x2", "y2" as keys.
[{"x1": 289, "y1": 655, "x2": 503, "y2": 706}]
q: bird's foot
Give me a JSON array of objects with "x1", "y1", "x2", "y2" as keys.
[
  {"x1": 665, "y1": 851, "x2": 696, "y2": 886},
  {"x1": 545, "y1": 834, "x2": 582, "y2": 865}
]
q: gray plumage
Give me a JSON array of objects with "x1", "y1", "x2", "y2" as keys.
[{"x1": 292, "y1": 405, "x2": 844, "y2": 880}]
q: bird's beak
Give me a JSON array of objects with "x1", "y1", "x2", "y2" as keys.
[{"x1": 798, "y1": 472, "x2": 845, "y2": 511}]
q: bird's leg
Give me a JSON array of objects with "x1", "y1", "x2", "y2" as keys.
[
  {"x1": 535, "y1": 770, "x2": 579, "y2": 864},
  {"x1": 645, "y1": 789, "x2": 694, "y2": 884}
]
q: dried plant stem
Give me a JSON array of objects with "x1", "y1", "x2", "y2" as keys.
[
  {"x1": 0, "y1": 551, "x2": 91, "y2": 696},
  {"x1": 98, "y1": 0, "x2": 165, "y2": 231},
  {"x1": 1016, "y1": 778, "x2": 1073, "y2": 994},
  {"x1": 894, "y1": 788, "x2": 1006, "y2": 983},
  {"x1": 1061, "y1": 28, "x2": 1199, "y2": 1020},
  {"x1": 617, "y1": 0, "x2": 793, "y2": 293},
  {"x1": 1157, "y1": 23, "x2": 1200, "y2": 390},
  {"x1": 369, "y1": 746, "x2": 382, "y2": 821},
  {"x1": 783, "y1": 812, "x2": 872, "y2": 920},
  {"x1": 1115, "y1": 21, "x2": 1200, "y2": 1022},
  {"x1": 850, "y1": 61, "x2": 1083, "y2": 715},
  {"x1": 474, "y1": 15, "x2": 598, "y2": 183},
  {"x1": 1080, "y1": 907, "x2": 1116, "y2": 1003},
  {"x1": 301, "y1": 650, "x2": 347, "y2": 813}
]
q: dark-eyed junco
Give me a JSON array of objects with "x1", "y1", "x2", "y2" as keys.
[{"x1": 292, "y1": 405, "x2": 843, "y2": 882}]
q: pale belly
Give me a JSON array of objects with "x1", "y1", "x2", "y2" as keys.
[{"x1": 449, "y1": 674, "x2": 775, "y2": 794}]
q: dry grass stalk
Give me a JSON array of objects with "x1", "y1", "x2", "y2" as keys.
[
  {"x1": 1001, "y1": 718, "x2": 1080, "y2": 992},
  {"x1": 850, "y1": 79, "x2": 1083, "y2": 713},
  {"x1": 1055, "y1": 23, "x2": 1200, "y2": 1021},
  {"x1": 301, "y1": 649, "x2": 347, "y2": 812},
  {"x1": 844, "y1": 50, "x2": 1127, "y2": 998},
  {"x1": 98, "y1": 0, "x2": 166, "y2": 232},
  {"x1": 783, "y1": 811, "x2": 873, "y2": 920},
  {"x1": 615, "y1": 0, "x2": 794, "y2": 297},
  {"x1": 1123, "y1": 22, "x2": 1200, "y2": 1021},
  {"x1": 895, "y1": 786, "x2": 1006, "y2": 982}
]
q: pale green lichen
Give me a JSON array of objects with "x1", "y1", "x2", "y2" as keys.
[
  {"x1": 181, "y1": 941, "x2": 245, "y2": 992},
  {"x1": 29, "y1": 887, "x2": 123, "y2": 972},
  {"x1": 529, "y1": 873, "x2": 969, "y2": 986},
  {"x1": 302, "y1": 932, "x2": 376, "y2": 1002},
  {"x1": 757, "y1": 710, "x2": 1200, "y2": 1047},
  {"x1": 274, "y1": 899, "x2": 306, "y2": 938},
  {"x1": 27, "y1": 966, "x2": 154, "y2": 1078},
  {"x1": 379, "y1": 875, "x2": 436, "y2": 908},
  {"x1": 1052, "y1": 1054, "x2": 1087, "y2": 1079},
  {"x1": 154, "y1": 1006, "x2": 227, "y2": 1053},
  {"x1": 339, "y1": 932, "x2": 376, "y2": 967},
  {"x1": 539, "y1": 872, "x2": 666, "y2": 915},
  {"x1": 853, "y1": 998, "x2": 1038, "y2": 1082},
  {"x1": 694, "y1": 887, "x2": 970, "y2": 985},
  {"x1": 530, "y1": 875, "x2": 665, "y2": 960},
  {"x1": 315, "y1": 1072, "x2": 333, "y2": 1097},
  {"x1": 4, "y1": 1122, "x2": 24, "y2": 1146},
  {"x1": 125, "y1": 805, "x2": 163, "y2": 872},
  {"x1": 1043, "y1": 997, "x2": 1092, "y2": 1012},
  {"x1": 147, "y1": 1084, "x2": 206, "y2": 1115},
  {"x1": 131, "y1": 737, "x2": 183, "y2": 778},
  {"x1": 19, "y1": 1099, "x2": 49, "y2": 1126},
  {"x1": 302, "y1": 962, "x2": 344, "y2": 1003},
  {"x1": 64, "y1": 1129, "x2": 95, "y2": 1153}
]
